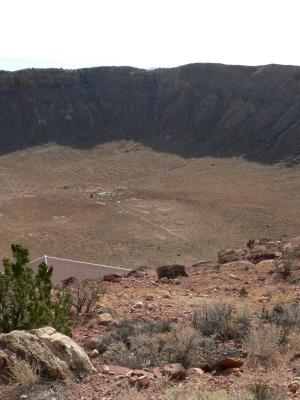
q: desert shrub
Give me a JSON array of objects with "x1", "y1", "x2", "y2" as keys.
[
  {"x1": 274, "y1": 255, "x2": 295, "y2": 280},
  {"x1": 162, "y1": 324, "x2": 213, "y2": 368},
  {"x1": 104, "y1": 330, "x2": 165, "y2": 369},
  {"x1": 192, "y1": 301, "x2": 251, "y2": 341},
  {"x1": 61, "y1": 278, "x2": 105, "y2": 314},
  {"x1": 0, "y1": 244, "x2": 70, "y2": 334},
  {"x1": 102, "y1": 318, "x2": 170, "y2": 368},
  {"x1": 239, "y1": 287, "x2": 248, "y2": 297},
  {"x1": 247, "y1": 239, "x2": 255, "y2": 249},
  {"x1": 103, "y1": 332, "x2": 164, "y2": 369},
  {"x1": 105, "y1": 318, "x2": 172, "y2": 347},
  {"x1": 102, "y1": 341, "x2": 137, "y2": 369},
  {"x1": 129, "y1": 333, "x2": 163, "y2": 368},
  {"x1": 245, "y1": 325, "x2": 281, "y2": 367},
  {"x1": 261, "y1": 302, "x2": 300, "y2": 328},
  {"x1": 8, "y1": 356, "x2": 40, "y2": 389},
  {"x1": 102, "y1": 319, "x2": 242, "y2": 369},
  {"x1": 166, "y1": 324, "x2": 242, "y2": 368}
]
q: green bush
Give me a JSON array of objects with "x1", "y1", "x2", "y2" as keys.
[{"x1": 0, "y1": 244, "x2": 70, "y2": 334}]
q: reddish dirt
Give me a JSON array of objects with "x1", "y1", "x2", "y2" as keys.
[{"x1": 2, "y1": 238, "x2": 300, "y2": 400}]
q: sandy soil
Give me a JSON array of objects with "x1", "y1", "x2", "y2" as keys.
[{"x1": 0, "y1": 141, "x2": 299, "y2": 268}]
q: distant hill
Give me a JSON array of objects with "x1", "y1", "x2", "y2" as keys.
[{"x1": 0, "y1": 63, "x2": 299, "y2": 163}]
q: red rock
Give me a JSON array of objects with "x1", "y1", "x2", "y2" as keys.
[
  {"x1": 103, "y1": 273, "x2": 122, "y2": 283},
  {"x1": 203, "y1": 358, "x2": 244, "y2": 372},
  {"x1": 289, "y1": 381, "x2": 300, "y2": 394},
  {"x1": 137, "y1": 375, "x2": 150, "y2": 387},
  {"x1": 247, "y1": 250, "x2": 282, "y2": 263},
  {"x1": 100, "y1": 365, "x2": 132, "y2": 376}
]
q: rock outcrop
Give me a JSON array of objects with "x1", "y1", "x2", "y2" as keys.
[
  {"x1": 0, "y1": 327, "x2": 94, "y2": 383},
  {"x1": 157, "y1": 264, "x2": 188, "y2": 280},
  {"x1": 218, "y1": 242, "x2": 283, "y2": 265}
]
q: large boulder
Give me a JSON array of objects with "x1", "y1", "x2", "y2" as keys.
[
  {"x1": 0, "y1": 327, "x2": 94, "y2": 382},
  {"x1": 103, "y1": 273, "x2": 122, "y2": 283},
  {"x1": 157, "y1": 264, "x2": 188, "y2": 280},
  {"x1": 33, "y1": 327, "x2": 94, "y2": 375},
  {"x1": 0, "y1": 330, "x2": 69, "y2": 380},
  {"x1": 218, "y1": 247, "x2": 282, "y2": 265},
  {"x1": 246, "y1": 249, "x2": 282, "y2": 263}
]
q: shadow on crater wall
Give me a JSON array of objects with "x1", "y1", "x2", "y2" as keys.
[{"x1": 0, "y1": 63, "x2": 299, "y2": 164}]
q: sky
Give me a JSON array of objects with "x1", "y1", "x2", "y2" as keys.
[{"x1": 1, "y1": 0, "x2": 300, "y2": 71}]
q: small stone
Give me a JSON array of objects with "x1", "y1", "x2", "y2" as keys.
[
  {"x1": 97, "y1": 313, "x2": 114, "y2": 325},
  {"x1": 258, "y1": 296, "x2": 270, "y2": 303},
  {"x1": 132, "y1": 301, "x2": 144, "y2": 309},
  {"x1": 289, "y1": 381, "x2": 300, "y2": 393},
  {"x1": 91, "y1": 349, "x2": 99, "y2": 358},
  {"x1": 137, "y1": 375, "x2": 150, "y2": 387},
  {"x1": 159, "y1": 277, "x2": 170, "y2": 284}
]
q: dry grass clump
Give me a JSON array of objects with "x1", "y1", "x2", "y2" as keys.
[
  {"x1": 261, "y1": 302, "x2": 300, "y2": 328},
  {"x1": 245, "y1": 325, "x2": 282, "y2": 367},
  {"x1": 118, "y1": 388, "x2": 145, "y2": 400},
  {"x1": 192, "y1": 301, "x2": 251, "y2": 341},
  {"x1": 163, "y1": 384, "x2": 282, "y2": 400},
  {"x1": 162, "y1": 324, "x2": 215, "y2": 368},
  {"x1": 163, "y1": 385, "x2": 252, "y2": 400},
  {"x1": 8, "y1": 356, "x2": 40, "y2": 389},
  {"x1": 101, "y1": 318, "x2": 241, "y2": 369},
  {"x1": 119, "y1": 385, "x2": 281, "y2": 400},
  {"x1": 248, "y1": 382, "x2": 280, "y2": 400},
  {"x1": 273, "y1": 254, "x2": 296, "y2": 281}
]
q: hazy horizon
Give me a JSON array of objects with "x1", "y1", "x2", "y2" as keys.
[
  {"x1": 1, "y1": 0, "x2": 300, "y2": 72},
  {"x1": 2, "y1": 59, "x2": 300, "y2": 73}
]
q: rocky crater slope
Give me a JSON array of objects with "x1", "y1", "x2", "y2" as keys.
[
  {"x1": 0, "y1": 63, "x2": 300, "y2": 163},
  {"x1": 1, "y1": 237, "x2": 300, "y2": 399}
]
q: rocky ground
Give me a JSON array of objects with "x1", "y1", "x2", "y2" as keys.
[{"x1": 1, "y1": 237, "x2": 300, "y2": 400}]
